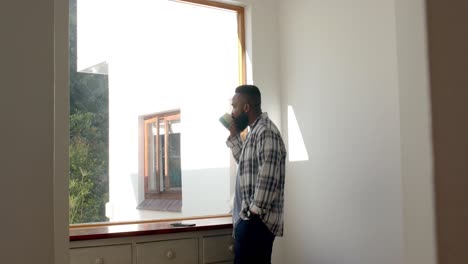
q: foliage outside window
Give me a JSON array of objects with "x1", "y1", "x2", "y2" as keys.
[{"x1": 69, "y1": 0, "x2": 109, "y2": 224}]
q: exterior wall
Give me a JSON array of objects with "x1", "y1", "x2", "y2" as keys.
[
  {"x1": 106, "y1": 1, "x2": 235, "y2": 221},
  {"x1": 105, "y1": 0, "x2": 283, "y2": 222}
]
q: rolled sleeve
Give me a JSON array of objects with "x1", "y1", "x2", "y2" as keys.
[{"x1": 226, "y1": 134, "x2": 243, "y2": 163}]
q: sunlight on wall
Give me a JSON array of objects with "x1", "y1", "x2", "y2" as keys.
[{"x1": 287, "y1": 105, "x2": 309, "y2": 162}]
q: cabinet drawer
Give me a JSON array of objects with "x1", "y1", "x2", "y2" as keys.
[
  {"x1": 70, "y1": 244, "x2": 132, "y2": 264},
  {"x1": 136, "y1": 238, "x2": 198, "y2": 264},
  {"x1": 202, "y1": 235, "x2": 235, "y2": 263}
]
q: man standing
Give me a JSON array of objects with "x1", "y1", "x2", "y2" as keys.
[{"x1": 226, "y1": 85, "x2": 286, "y2": 264}]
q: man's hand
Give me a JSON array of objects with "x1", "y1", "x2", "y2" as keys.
[
  {"x1": 247, "y1": 209, "x2": 259, "y2": 219},
  {"x1": 228, "y1": 122, "x2": 239, "y2": 138}
]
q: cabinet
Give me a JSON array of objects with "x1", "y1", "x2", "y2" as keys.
[
  {"x1": 70, "y1": 228, "x2": 234, "y2": 264},
  {"x1": 202, "y1": 235, "x2": 235, "y2": 263},
  {"x1": 70, "y1": 244, "x2": 132, "y2": 264},
  {"x1": 137, "y1": 238, "x2": 198, "y2": 264}
]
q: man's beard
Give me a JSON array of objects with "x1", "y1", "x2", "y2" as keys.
[{"x1": 234, "y1": 112, "x2": 249, "y2": 131}]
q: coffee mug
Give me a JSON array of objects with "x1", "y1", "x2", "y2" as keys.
[{"x1": 219, "y1": 113, "x2": 233, "y2": 129}]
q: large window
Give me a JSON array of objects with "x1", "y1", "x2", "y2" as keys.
[{"x1": 69, "y1": 0, "x2": 245, "y2": 225}]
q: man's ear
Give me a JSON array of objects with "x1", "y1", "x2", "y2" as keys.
[{"x1": 243, "y1": 103, "x2": 250, "y2": 113}]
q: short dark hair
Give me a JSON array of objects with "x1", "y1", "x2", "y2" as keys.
[{"x1": 235, "y1": 85, "x2": 261, "y2": 110}]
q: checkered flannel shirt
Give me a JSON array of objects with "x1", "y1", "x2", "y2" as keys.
[{"x1": 226, "y1": 113, "x2": 286, "y2": 236}]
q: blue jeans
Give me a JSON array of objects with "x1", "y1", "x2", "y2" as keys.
[{"x1": 234, "y1": 215, "x2": 275, "y2": 264}]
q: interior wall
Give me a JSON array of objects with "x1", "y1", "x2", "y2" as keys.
[
  {"x1": 54, "y1": 0, "x2": 71, "y2": 262},
  {"x1": 277, "y1": 0, "x2": 438, "y2": 263},
  {"x1": 395, "y1": 0, "x2": 437, "y2": 263},
  {"x1": 0, "y1": 0, "x2": 57, "y2": 263},
  {"x1": 236, "y1": 0, "x2": 282, "y2": 127},
  {"x1": 278, "y1": 1, "x2": 405, "y2": 263},
  {"x1": 427, "y1": 1, "x2": 468, "y2": 264}
]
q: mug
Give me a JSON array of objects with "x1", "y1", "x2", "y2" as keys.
[{"x1": 219, "y1": 113, "x2": 233, "y2": 129}]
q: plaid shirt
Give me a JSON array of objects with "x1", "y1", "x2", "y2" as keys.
[{"x1": 227, "y1": 113, "x2": 286, "y2": 236}]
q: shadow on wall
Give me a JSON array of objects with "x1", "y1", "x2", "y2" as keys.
[{"x1": 288, "y1": 105, "x2": 309, "y2": 162}]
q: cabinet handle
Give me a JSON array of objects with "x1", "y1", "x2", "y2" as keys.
[
  {"x1": 228, "y1": 244, "x2": 234, "y2": 253},
  {"x1": 94, "y1": 257, "x2": 104, "y2": 264},
  {"x1": 166, "y1": 250, "x2": 176, "y2": 259}
]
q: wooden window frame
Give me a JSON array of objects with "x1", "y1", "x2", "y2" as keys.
[
  {"x1": 71, "y1": 0, "x2": 246, "y2": 228},
  {"x1": 144, "y1": 110, "x2": 181, "y2": 199},
  {"x1": 173, "y1": 0, "x2": 246, "y2": 84}
]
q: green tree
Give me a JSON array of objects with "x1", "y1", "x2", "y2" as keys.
[
  {"x1": 69, "y1": 112, "x2": 108, "y2": 224},
  {"x1": 69, "y1": 0, "x2": 109, "y2": 224}
]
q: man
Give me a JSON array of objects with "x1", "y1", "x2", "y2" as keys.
[{"x1": 226, "y1": 84, "x2": 286, "y2": 264}]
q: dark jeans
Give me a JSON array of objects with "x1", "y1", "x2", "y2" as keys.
[{"x1": 234, "y1": 215, "x2": 275, "y2": 264}]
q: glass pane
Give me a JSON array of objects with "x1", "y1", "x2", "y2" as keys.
[
  {"x1": 71, "y1": 0, "x2": 240, "y2": 224},
  {"x1": 158, "y1": 119, "x2": 165, "y2": 192},
  {"x1": 147, "y1": 122, "x2": 157, "y2": 192},
  {"x1": 167, "y1": 120, "x2": 181, "y2": 189}
]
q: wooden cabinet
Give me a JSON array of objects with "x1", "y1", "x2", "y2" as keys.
[
  {"x1": 136, "y1": 238, "x2": 198, "y2": 264},
  {"x1": 202, "y1": 235, "x2": 235, "y2": 263},
  {"x1": 70, "y1": 244, "x2": 132, "y2": 264},
  {"x1": 70, "y1": 228, "x2": 233, "y2": 264}
]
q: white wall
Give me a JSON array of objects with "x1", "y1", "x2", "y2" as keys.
[
  {"x1": 0, "y1": 0, "x2": 69, "y2": 263},
  {"x1": 395, "y1": 0, "x2": 437, "y2": 263},
  {"x1": 241, "y1": 0, "x2": 282, "y2": 128},
  {"x1": 278, "y1": 0, "x2": 435, "y2": 263},
  {"x1": 106, "y1": 0, "x2": 239, "y2": 221}
]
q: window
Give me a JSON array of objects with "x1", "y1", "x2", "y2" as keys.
[
  {"x1": 139, "y1": 111, "x2": 182, "y2": 212},
  {"x1": 70, "y1": 0, "x2": 246, "y2": 225}
]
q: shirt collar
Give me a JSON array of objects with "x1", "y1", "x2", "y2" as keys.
[{"x1": 249, "y1": 112, "x2": 267, "y2": 130}]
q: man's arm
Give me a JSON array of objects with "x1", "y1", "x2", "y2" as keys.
[
  {"x1": 226, "y1": 133, "x2": 243, "y2": 163},
  {"x1": 226, "y1": 123, "x2": 243, "y2": 163}
]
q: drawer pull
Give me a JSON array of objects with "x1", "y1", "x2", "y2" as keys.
[
  {"x1": 228, "y1": 244, "x2": 234, "y2": 253},
  {"x1": 94, "y1": 257, "x2": 104, "y2": 264},
  {"x1": 166, "y1": 250, "x2": 176, "y2": 259}
]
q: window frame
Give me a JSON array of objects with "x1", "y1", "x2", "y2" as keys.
[
  {"x1": 69, "y1": 0, "x2": 246, "y2": 228},
  {"x1": 172, "y1": 0, "x2": 246, "y2": 84},
  {"x1": 143, "y1": 110, "x2": 181, "y2": 199}
]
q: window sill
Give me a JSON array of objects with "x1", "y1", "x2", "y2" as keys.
[{"x1": 69, "y1": 216, "x2": 233, "y2": 241}]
